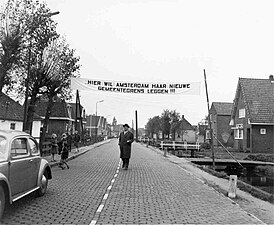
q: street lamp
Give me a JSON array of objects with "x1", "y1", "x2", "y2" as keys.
[
  {"x1": 95, "y1": 100, "x2": 104, "y2": 142},
  {"x1": 23, "y1": 11, "x2": 60, "y2": 133}
]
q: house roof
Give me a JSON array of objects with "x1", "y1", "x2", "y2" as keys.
[
  {"x1": 0, "y1": 93, "x2": 41, "y2": 121},
  {"x1": 233, "y1": 78, "x2": 274, "y2": 124},
  {"x1": 180, "y1": 116, "x2": 194, "y2": 130},
  {"x1": 211, "y1": 102, "x2": 233, "y2": 115},
  {"x1": 35, "y1": 98, "x2": 70, "y2": 118}
]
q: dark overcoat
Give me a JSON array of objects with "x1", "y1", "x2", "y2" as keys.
[{"x1": 119, "y1": 131, "x2": 134, "y2": 159}]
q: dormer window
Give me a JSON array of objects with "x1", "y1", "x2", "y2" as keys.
[{"x1": 239, "y1": 109, "x2": 245, "y2": 118}]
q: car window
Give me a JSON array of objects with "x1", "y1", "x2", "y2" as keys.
[
  {"x1": 11, "y1": 138, "x2": 29, "y2": 158},
  {"x1": 28, "y1": 138, "x2": 39, "y2": 155},
  {"x1": 0, "y1": 136, "x2": 8, "y2": 162}
]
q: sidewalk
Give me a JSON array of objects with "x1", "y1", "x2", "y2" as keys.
[
  {"x1": 42, "y1": 139, "x2": 111, "y2": 167},
  {"x1": 144, "y1": 143, "x2": 274, "y2": 225}
]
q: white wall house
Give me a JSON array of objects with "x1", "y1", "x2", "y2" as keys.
[{"x1": 0, "y1": 93, "x2": 42, "y2": 142}]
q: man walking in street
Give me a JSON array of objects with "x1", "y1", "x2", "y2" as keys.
[{"x1": 118, "y1": 124, "x2": 134, "y2": 170}]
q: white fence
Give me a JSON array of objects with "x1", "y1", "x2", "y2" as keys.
[{"x1": 160, "y1": 141, "x2": 200, "y2": 151}]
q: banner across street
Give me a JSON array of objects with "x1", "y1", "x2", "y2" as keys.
[{"x1": 70, "y1": 77, "x2": 201, "y2": 95}]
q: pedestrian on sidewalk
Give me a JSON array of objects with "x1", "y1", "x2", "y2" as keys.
[
  {"x1": 66, "y1": 131, "x2": 72, "y2": 152},
  {"x1": 118, "y1": 124, "x2": 134, "y2": 170},
  {"x1": 50, "y1": 133, "x2": 58, "y2": 162},
  {"x1": 73, "y1": 130, "x2": 81, "y2": 153},
  {"x1": 58, "y1": 133, "x2": 70, "y2": 170}
]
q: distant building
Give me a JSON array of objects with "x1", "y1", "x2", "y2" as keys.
[
  {"x1": 175, "y1": 115, "x2": 196, "y2": 143},
  {"x1": 230, "y1": 76, "x2": 274, "y2": 153},
  {"x1": 0, "y1": 93, "x2": 42, "y2": 140},
  {"x1": 209, "y1": 102, "x2": 234, "y2": 147},
  {"x1": 197, "y1": 119, "x2": 208, "y2": 143},
  {"x1": 86, "y1": 115, "x2": 108, "y2": 137}
]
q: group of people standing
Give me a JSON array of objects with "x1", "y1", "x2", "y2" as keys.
[
  {"x1": 50, "y1": 124, "x2": 135, "y2": 171},
  {"x1": 50, "y1": 131, "x2": 81, "y2": 170}
]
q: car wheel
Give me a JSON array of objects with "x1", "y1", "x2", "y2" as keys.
[
  {"x1": 0, "y1": 186, "x2": 5, "y2": 219},
  {"x1": 37, "y1": 172, "x2": 48, "y2": 197}
]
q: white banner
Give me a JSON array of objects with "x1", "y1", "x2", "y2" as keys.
[{"x1": 71, "y1": 77, "x2": 200, "y2": 95}]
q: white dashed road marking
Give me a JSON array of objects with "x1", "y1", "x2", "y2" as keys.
[{"x1": 89, "y1": 161, "x2": 121, "y2": 225}]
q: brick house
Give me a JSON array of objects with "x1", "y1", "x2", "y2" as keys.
[
  {"x1": 0, "y1": 93, "x2": 42, "y2": 139},
  {"x1": 230, "y1": 76, "x2": 274, "y2": 153},
  {"x1": 209, "y1": 102, "x2": 234, "y2": 147}
]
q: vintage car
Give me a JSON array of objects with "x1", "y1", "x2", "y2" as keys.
[{"x1": 0, "y1": 130, "x2": 52, "y2": 218}]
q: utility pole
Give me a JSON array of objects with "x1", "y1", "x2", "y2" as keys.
[
  {"x1": 135, "y1": 110, "x2": 138, "y2": 142},
  {"x1": 204, "y1": 69, "x2": 215, "y2": 170}
]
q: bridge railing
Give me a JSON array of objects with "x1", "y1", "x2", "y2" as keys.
[
  {"x1": 159, "y1": 141, "x2": 200, "y2": 151},
  {"x1": 139, "y1": 138, "x2": 200, "y2": 157}
]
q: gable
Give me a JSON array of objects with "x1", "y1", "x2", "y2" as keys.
[
  {"x1": 232, "y1": 78, "x2": 274, "y2": 124},
  {"x1": 180, "y1": 117, "x2": 194, "y2": 130}
]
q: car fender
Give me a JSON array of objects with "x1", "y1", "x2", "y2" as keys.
[
  {"x1": 37, "y1": 159, "x2": 52, "y2": 187},
  {"x1": 0, "y1": 173, "x2": 12, "y2": 204}
]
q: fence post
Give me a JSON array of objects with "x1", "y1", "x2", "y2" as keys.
[
  {"x1": 228, "y1": 175, "x2": 237, "y2": 198},
  {"x1": 172, "y1": 141, "x2": 176, "y2": 151},
  {"x1": 164, "y1": 147, "x2": 167, "y2": 157},
  {"x1": 184, "y1": 141, "x2": 187, "y2": 150},
  {"x1": 161, "y1": 141, "x2": 163, "y2": 150}
]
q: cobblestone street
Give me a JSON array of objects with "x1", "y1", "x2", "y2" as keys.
[{"x1": 0, "y1": 140, "x2": 263, "y2": 224}]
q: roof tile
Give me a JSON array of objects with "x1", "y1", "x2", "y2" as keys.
[{"x1": 239, "y1": 78, "x2": 274, "y2": 124}]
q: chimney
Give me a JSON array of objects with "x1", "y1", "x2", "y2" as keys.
[{"x1": 270, "y1": 75, "x2": 274, "y2": 83}]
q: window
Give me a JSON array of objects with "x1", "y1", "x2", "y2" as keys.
[
  {"x1": 28, "y1": 139, "x2": 39, "y2": 155},
  {"x1": 10, "y1": 123, "x2": 16, "y2": 130},
  {"x1": 11, "y1": 138, "x2": 29, "y2": 158},
  {"x1": 239, "y1": 109, "x2": 245, "y2": 118},
  {"x1": 234, "y1": 129, "x2": 243, "y2": 139},
  {"x1": 260, "y1": 128, "x2": 266, "y2": 135}
]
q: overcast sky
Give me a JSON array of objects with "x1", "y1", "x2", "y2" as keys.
[{"x1": 2, "y1": 0, "x2": 274, "y2": 127}]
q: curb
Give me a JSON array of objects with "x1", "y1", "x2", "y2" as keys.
[
  {"x1": 141, "y1": 142, "x2": 268, "y2": 225},
  {"x1": 49, "y1": 140, "x2": 111, "y2": 168}
]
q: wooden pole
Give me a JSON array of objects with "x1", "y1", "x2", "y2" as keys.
[
  {"x1": 75, "y1": 89, "x2": 79, "y2": 132},
  {"x1": 203, "y1": 69, "x2": 215, "y2": 170},
  {"x1": 135, "y1": 110, "x2": 138, "y2": 142}
]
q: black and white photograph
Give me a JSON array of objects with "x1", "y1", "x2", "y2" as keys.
[{"x1": 0, "y1": 0, "x2": 273, "y2": 224}]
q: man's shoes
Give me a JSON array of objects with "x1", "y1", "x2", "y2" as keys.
[{"x1": 125, "y1": 167, "x2": 128, "y2": 170}]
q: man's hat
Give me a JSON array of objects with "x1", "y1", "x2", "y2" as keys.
[{"x1": 123, "y1": 123, "x2": 130, "y2": 128}]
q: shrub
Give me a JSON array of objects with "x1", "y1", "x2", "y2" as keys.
[{"x1": 244, "y1": 154, "x2": 274, "y2": 163}]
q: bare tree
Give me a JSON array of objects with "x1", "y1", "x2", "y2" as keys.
[{"x1": 38, "y1": 37, "x2": 80, "y2": 151}]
